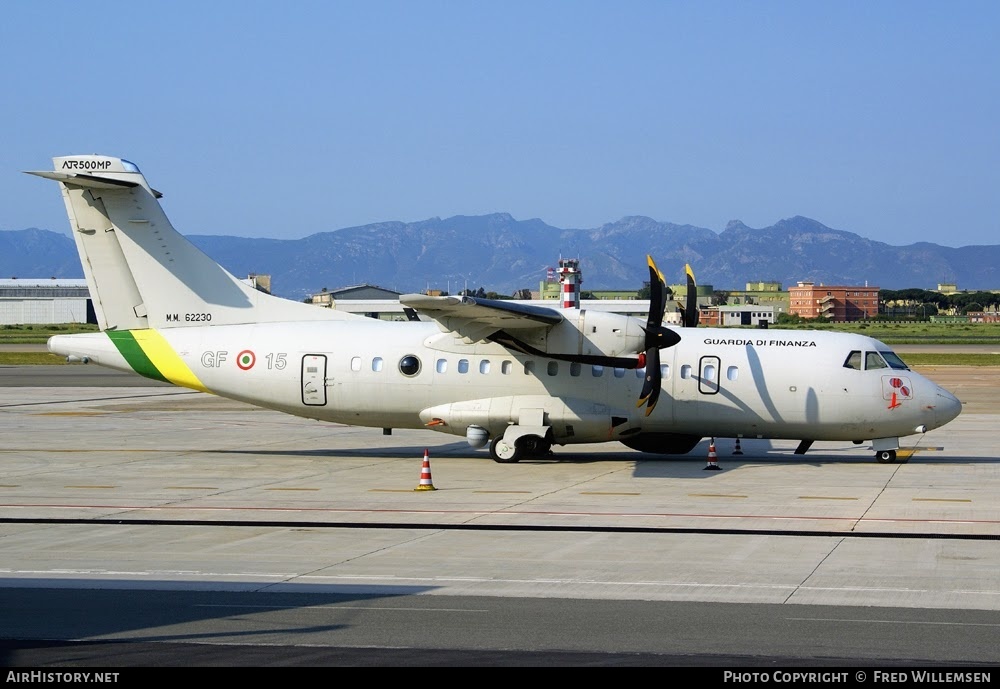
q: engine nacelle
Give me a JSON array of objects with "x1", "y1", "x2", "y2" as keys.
[{"x1": 516, "y1": 309, "x2": 647, "y2": 360}]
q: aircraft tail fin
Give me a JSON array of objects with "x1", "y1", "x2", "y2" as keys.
[{"x1": 25, "y1": 155, "x2": 346, "y2": 330}]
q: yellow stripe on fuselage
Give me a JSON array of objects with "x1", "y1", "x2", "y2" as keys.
[{"x1": 130, "y1": 329, "x2": 209, "y2": 392}]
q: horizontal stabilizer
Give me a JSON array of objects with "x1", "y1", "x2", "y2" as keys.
[{"x1": 25, "y1": 170, "x2": 140, "y2": 191}]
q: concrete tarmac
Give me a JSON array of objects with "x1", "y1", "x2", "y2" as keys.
[{"x1": 1, "y1": 363, "x2": 999, "y2": 666}]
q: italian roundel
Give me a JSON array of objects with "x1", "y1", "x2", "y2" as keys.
[{"x1": 237, "y1": 350, "x2": 256, "y2": 370}]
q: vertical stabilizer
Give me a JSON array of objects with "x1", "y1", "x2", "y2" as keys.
[{"x1": 26, "y1": 155, "x2": 348, "y2": 329}]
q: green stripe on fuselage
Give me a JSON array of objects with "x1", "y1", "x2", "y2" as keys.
[{"x1": 106, "y1": 330, "x2": 169, "y2": 383}]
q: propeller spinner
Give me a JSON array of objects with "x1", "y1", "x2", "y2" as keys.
[{"x1": 636, "y1": 256, "x2": 682, "y2": 416}]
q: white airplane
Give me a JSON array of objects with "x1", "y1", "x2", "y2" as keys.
[{"x1": 27, "y1": 155, "x2": 962, "y2": 464}]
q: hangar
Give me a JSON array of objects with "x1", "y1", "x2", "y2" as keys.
[{"x1": 0, "y1": 278, "x2": 94, "y2": 325}]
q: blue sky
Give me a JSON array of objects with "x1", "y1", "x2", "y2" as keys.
[{"x1": 2, "y1": 1, "x2": 997, "y2": 247}]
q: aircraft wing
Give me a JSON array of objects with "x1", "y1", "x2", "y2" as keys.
[{"x1": 399, "y1": 294, "x2": 563, "y2": 343}]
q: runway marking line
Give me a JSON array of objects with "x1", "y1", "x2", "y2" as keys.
[
  {"x1": 369, "y1": 489, "x2": 427, "y2": 493},
  {"x1": 689, "y1": 493, "x2": 747, "y2": 499},
  {"x1": 799, "y1": 496, "x2": 859, "y2": 501},
  {"x1": 913, "y1": 497, "x2": 973, "y2": 503},
  {"x1": 3, "y1": 503, "x2": 1000, "y2": 527},
  {"x1": 1, "y1": 449, "x2": 193, "y2": 453}
]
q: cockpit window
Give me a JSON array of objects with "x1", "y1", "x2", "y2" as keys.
[
  {"x1": 843, "y1": 351, "x2": 862, "y2": 370},
  {"x1": 865, "y1": 351, "x2": 888, "y2": 370},
  {"x1": 120, "y1": 159, "x2": 141, "y2": 173},
  {"x1": 879, "y1": 350, "x2": 910, "y2": 370}
]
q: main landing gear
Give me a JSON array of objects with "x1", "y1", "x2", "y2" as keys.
[{"x1": 489, "y1": 434, "x2": 551, "y2": 463}]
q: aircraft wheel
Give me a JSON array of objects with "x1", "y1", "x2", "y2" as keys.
[
  {"x1": 490, "y1": 436, "x2": 521, "y2": 463},
  {"x1": 520, "y1": 435, "x2": 551, "y2": 457},
  {"x1": 875, "y1": 450, "x2": 897, "y2": 464}
]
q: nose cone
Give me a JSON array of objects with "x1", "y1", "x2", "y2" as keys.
[{"x1": 933, "y1": 386, "x2": 963, "y2": 428}]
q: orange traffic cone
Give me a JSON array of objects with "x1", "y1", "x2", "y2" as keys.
[
  {"x1": 414, "y1": 449, "x2": 437, "y2": 491},
  {"x1": 704, "y1": 438, "x2": 720, "y2": 470},
  {"x1": 733, "y1": 437, "x2": 744, "y2": 456}
]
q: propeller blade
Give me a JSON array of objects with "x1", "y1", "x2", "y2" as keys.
[
  {"x1": 683, "y1": 263, "x2": 699, "y2": 328},
  {"x1": 646, "y1": 255, "x2": 666, "y2": 336},
  {"x1": 637, "y1": 256, "x2": 683, "y2": 416},
  {"x1": 636, "y1": 347, "x2": 660, "y2": 416}
]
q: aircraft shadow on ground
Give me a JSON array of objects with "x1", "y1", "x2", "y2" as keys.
[
  {"x1": 0, "y1": 583, "x2": 439, "y2": 657},
  {"x1": 200, "y1": 438, "x2": 999, "y2": 473}
]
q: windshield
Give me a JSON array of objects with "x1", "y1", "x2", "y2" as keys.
[
  {"x1": 843, "y1": 350, "x2": 910, "y2": 371},
  {"x1": 878, "y1": 350, "x2": 910, "y2": 370}
]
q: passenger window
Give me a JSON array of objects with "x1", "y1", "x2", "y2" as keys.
[
  {"x1": 635, "y1": 366, "x2": 645, "y2": 379},
  {"x1": 372, "y1": 357, "x2": 383, "y2": 372},
  {"x1": 351, "y1": 356, "x2": 362, "y2": 372},
  {"x1": 865, "y1": 351, "x2": 888, "y2": 370},
  {"x1": 592, "y1": 365, "x2": 604, "y2": 377},
  {"x1": 703, "y1": 364, "x2": 717, "y2": 381},
  {"x1": 479, "y1": 359, "x2": 490, "y2": 374},
  {"x1": 501, "y1": 360, "x2": 512, "y2": 374},
  {"x1": 680, "y1": 364, "x2": 692, "y2": 379},
  {"x1": 524, "y1": 361, "x2": 536, "y2": 375},
  {"x1": 458, "y1": 359, "x2": 470, "y2": 374},
  {"x1": 436, "y1": 358, "x2": 448, "y2": 373},
  {"x1": 570, "y1": 362, "x2": 582, "y2": 377},
  {"x1": 843, "y1": 351, "x2": 862, "y2": 370},
  {"x1": 727, "y1": 365, "x2": 738, "y2": 381},
  {"x1": 661, "y1": 364, "x2": 670, "y2": 380},
  {"x1": 613, "y1": 367, "x2": 626, "y2": 378},
  {"x1": 547, "y1": 361, "x2": 559, "y2": 376}
]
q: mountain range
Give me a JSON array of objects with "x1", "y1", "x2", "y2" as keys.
[{"x1": 2, "y1": 214, "x2": 997, "y2": 300}]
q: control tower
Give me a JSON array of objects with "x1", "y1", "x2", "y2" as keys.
[{"x1": 558, "y1": 257, "x2": 581, "y2": 309}]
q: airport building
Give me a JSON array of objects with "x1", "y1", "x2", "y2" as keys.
[
  {"x1": 0, "y1": 278, "x2": 93, "y2": 325},
  {"x1": 723, "y1": 281, "x2": 789, "y2": 317},
  {"x1": 309, "y1": 284, "x2": 408, "y2": 321},
  {"x1": 788, "y1": 281, "x2": 880, "y2": 322},
  {"x1": 698, "y1": 305, "x2": 776, "y2": 327}
]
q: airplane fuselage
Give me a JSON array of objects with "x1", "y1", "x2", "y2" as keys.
[{"x1": 49, "y1": 319, "x2": 961, "y2": 454}]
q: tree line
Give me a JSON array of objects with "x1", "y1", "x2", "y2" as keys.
[{"x1": 878, "y1": 288, "x2": 1000, "y2": 316}]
